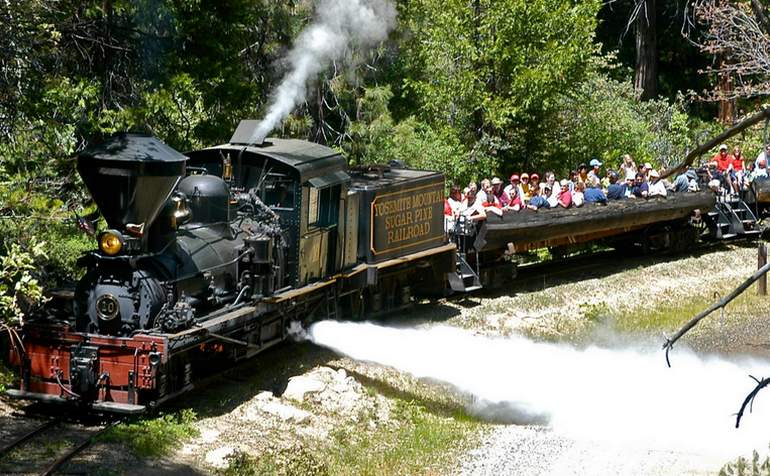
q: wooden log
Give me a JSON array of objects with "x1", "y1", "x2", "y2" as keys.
[{"x1": 477, "y1": 191, "x2": 715, "y2": 252}]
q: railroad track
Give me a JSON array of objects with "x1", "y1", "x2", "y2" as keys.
[{"x1": 0, "y1": 415, "x2": 119, "y2": 475}]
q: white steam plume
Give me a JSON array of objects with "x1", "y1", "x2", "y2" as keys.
[
  {"x1": 309, "y1": 321, "x2": 770, "y2": 459},
  {"x1": 251, "y1": 0, "x2": 397, "y2": 144}
]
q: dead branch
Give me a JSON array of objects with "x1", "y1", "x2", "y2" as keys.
[{"x1": 735, "y1": 375, "x2": 770, "y2": 428}]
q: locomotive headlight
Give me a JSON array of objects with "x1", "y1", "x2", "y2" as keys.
[{"x1": 98, "y1": 230, "x2": 124, "y2": 256}]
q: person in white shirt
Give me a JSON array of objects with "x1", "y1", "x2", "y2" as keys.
[
  {"x1": 621, "y1": 154, "x2": 637, "y2": 181},
  {"x1": 756, "y1": 145, "x2": 770, "y2": 170},
  {"x1": 572, "y1": 181, "x2": 585, "y2": 207},
  {"x1": 648, "y1": 170, "x2": 667, "y2": 197},
  {"x1": 476, "y1": 178, "x2": 490, "y2": 204}
]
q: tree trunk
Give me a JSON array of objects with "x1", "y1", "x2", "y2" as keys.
[
  {"x1": 718, "y1": 57, "x2": 735, "y2": 125},
  {"x1": 634, "y1": 0, "x2": 658, "y2": 101}
]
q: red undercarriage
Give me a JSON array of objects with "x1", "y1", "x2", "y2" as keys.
[{"x1": 9, "y1": 324, "x2": 165, "y2": 411}]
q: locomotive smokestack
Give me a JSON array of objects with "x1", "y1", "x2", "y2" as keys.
[
  {"x1": 249, "y1": 0, "x2": 397, "y2": 144},
  {"x1": 77, "y1": 134, "x2": 187, "y2": 236}
]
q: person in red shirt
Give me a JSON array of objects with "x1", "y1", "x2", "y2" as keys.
[
  {"x1": 713, "y1": 144, "x2": 733, "y2": 172},
  {"x1": 731, "y1": 145, "x2": 745, "y2": 193}
]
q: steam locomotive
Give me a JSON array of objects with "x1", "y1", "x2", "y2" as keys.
[{"x1": 4, "y1": 120, "x2": 729, "y2": 413}]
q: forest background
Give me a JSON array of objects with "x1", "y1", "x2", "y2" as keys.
[{"x1": 0, "y1": 0, "x2": 768, "y2": 315}]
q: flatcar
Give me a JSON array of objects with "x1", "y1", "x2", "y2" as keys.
[{"x1": 1, "y1": 120, "x2": 733, "y2": 413}]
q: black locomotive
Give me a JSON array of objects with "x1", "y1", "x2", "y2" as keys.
[{"x1": 6, "y1": 121, "x2": 455, "y2": 412}]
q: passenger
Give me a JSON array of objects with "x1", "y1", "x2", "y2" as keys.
[
  {"x1": 520, "y1": 173, "x2": 531, "y2": 202},
  {"x1": 577, "y1": 164, "x2": 588, "y2": 184},
  {"x1": 477, "y1": 178, "x2": 491, "y2": 203},
  {"x1": 568, "y1": 170, "x2": 578, "y2": 191},
  {"x1": 544, "y1": 185, "x2": 558, "y2": 208},
  {"x1": 672, "y1": 168, "x2": 692, "y2": 193},
  {"x1": 621, "y1": 154, "x2": 637, "y2": 181},
  {"x1": 713, "y1": 144, "x2": 732, "y2": 173},
  {"x1": 445, "y1": 185, "x2": 465, "y2": 216},
  {"x1": 584, "y1": 180, "x2": 608, "y2": 204},
  {"x1": 572, "y1": 182, "x2": 585, "y2": 207},
  {"x1": 481, "y1": 181, "x2": 503, "y2": 216},
  {"x1": 557, "y1": 179, "x2": 573, "y2": 208},
  {"x1": 732, "y1": 146, "x2": 745, "y2": 192},
  {"x1": 530, "y1": 173, "x2": 540, "y2": 194},
  {"x1": 467, "y1": 181, "x2": 478, "y2": 200},
  {"x1": 504, "y1": 174, "x2": 521, "y2": 199},
  {"x1": 752, "y1": 158, "x2": 769, "y2": 180},
  {"x1": 503, "y1": 183, "x2": 523, "y2": 211},
  {"x1": 462, "y1": 189, "x2": 486, "y2": 221},
  {"x1": 540, "y1": 171, "x2": 556, "y2": 193},
  {"x1": 756, "y1": 144, "x2": 770, "y2": 170},
  {"x1": 632, "y1": 172, "x2": 649, "y2": 198},
  {"x1": 624, "y1": 177, "x2": 635, "y2": 198},
  {"x1": 527, "y1": 187, "x2": 550, "y2": 210},
  {"x1": 606, "y1": 172, "x2": 626, "y2": 200},
  {"x1": 642, "y1": 162, "x2": 653, "y2": 180},
  {"x1": 588, "y1": 159, "x2": 602, "y2": 183},
  {"x1": 648, "y1": 170, "x2": 667, "y2": 197},
  {"x1": 491, "y1": 177, "x2": 505, "y2": 202}
]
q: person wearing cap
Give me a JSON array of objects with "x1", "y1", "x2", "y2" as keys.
[
  {"x1": 621, "y1": 154, "x2": 637, "y2": 181},
  {"x1": 520, "y1": 173, "x2": 531, "y2": 202},
  {"x1": 624, "y1": 176, "x2": 635, "y2": 198},
  {"x1": 491, "y1": 177, "x2": 505, "y2": 202},
  {"x1": 584, "y1": 179, "x2": 608, "y2": 204},
  {"x1": 587, "y1": 159, "x2": 602, "y2": 183},
  {"x1": 672, "y1": 167, "x2": 694, "y2": 193},
  {"x1": 632, "y1": 172, "x2": 649, "y2": 198},
  {"x1": 504, "y1": 174, "x2": 520, "y2": 199},
  {"x1": 713, "y1": 144, "x2": 732, "y2": 173},
  {"x1": 648, "y1": 170, "x2": 667, "y2": 197},
  {"x1": 530, "y1": 173, "x2": 540, "y2": 193},
  {"x1": 606, "y1": 172, "x2": 626, "y2": 200},
  {"x1": 557, "y1": 179, "x2": 572, "y2": 208}
]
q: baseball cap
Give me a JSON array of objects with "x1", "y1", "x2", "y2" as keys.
[
  {"x1": 510, "y1": 174, "x2": 520, "y2": 182},
  {"x1": 719, "y1": 144, "x2": 728, "y2": 151},
  {"x1": 560, "y1": 179, "x2": 570, "y2": 186},
  {"x1": 589, "y1": 159, "x2": 602, "y2": 167},
  {"x1": 491, "y1": 177, "x2": 502, "y2": 185}
]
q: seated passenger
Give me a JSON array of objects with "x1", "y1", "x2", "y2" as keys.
[
  {"x1": 648, "y1": 170, "x2": 667, "y2": 197},
  {"x1": 482, "y1": 182, "x2": 503, "y2": 216},
  {"x1": 584, "y1": 180, "x2": 608, "y2": 204},
  {"x1": 520, "y1": 173, "x2": 531, "y2": 202},
  {"x1": 713, "y1": 144, "x2": 732, "y2": 173},
  {"x1": 569, "y1": 170, "x2": 578, "y2": 191},
  {"x1": 621, "y1": 154, "x2": 637, "y2": 181},
  {"x1": 504, "y1": 174, "x2": 521, "y2": 200},
  {"x1": 632, "y1": 172, "x2": 649, "y2": 198},
  {"x1": 530, "y1": 173, "x2": 541, "y2": 194},
  {"x1": 752, "y1": 158, "x2": 769, "y2": 180},
  {"x1": 606, "y1": 172, "x2": 626, "y2": 200},
  {"x1": 624, "y1": 177, "x2": 635, "y2": 198},
  {"x1": 491, "y1": 177, "x2": 505, "y2": 202},
  {"x1": 477, "y1": 178, "x2": 491, "y2": 203},
  {"x1": 462, "y1": 189, "x2": 486, "y2": 221},
  {"x1": 572, "y1": 182, "x2": 585, "y2": 207},
  {"x1": 672, "y1": 169, "x2": 690, "y2": 193},
  {"x1": 545, "y1": 185, "x2": 558, "y2": 208},
  {"x1": 557, "y1": 180, "x2": 573, "y2": 208},
  {"x1": 577, "y1": 164, "x2": 589, "y2": 184},
  {"x1": 527, "y1": 187, "x2": 550, "y2": 210},
  {"x1": 503, "y1": 184, "x2": 523, "y2": 211},
  {"x1": 446, "y1": 185, "x2": 465, "y2": 216},
  {"x1": 587, "y1": 159, "x2": 602, "y2": 183}
]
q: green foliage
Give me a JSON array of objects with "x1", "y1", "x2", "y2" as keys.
[
  {"x1": 342, "y1": 86, "x2": 471, "y2": 184},
  {"x1": 0, "y1": 241, "x2": 47, "y2": 326},
  {"x1": 100, "y1": 409, "x2": 199, "y2": 458},
  {"x1": 545, "y1": 72, "x2": 696, "y2": 173},
  {"x1": 401, "y1": 0, "x2": 602, "y2": 171}
]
